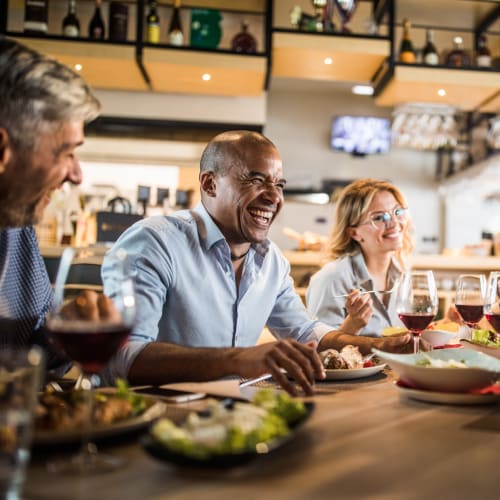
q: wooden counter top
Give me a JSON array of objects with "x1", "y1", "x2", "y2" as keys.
[
  {"x1": 24, "y1": 372, "x2": 499, "y2": 499},
  {"x1": 283, "y1": 250, "x2": 500, "y2": 272}
]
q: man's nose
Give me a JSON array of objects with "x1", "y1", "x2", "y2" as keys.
[{"x1": 66, "y1": 156, "x2": 82, "y2": 185}]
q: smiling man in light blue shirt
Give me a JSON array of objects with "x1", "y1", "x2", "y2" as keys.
[{"x1": 102, "y1": 131, "x2": 412, "y2": 394}]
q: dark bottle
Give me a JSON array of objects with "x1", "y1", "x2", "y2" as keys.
[
  {"x1": 231, "y1": 21, "x2": 257, "y2": 53},
  {"x1": 423, "y1": 29, "x2": 439, "y2": 65},
  {"x1": 108, "y1": 2, "x2": 129, "y2": 42},
  {"x1": 62, "y1": 0, "x2": 80, "y2": 38},
  {"x1": 476, "y1": 33, "x2": 491, "y2": 68},
  {"x1": 24, "y1": 0, "x2": 49, "y2": 34},
  {"x1": 146, "y1": 1, "x2": 161, "y2": 44},
  {"x1": 399, "y1": 18, "x2": 415, "y2": 63},
  {"x1": 168, "y1": 0, "x2": 184, "y2": 46},
  {"x1": 88, "y1": 0, "x2": 105, "y2": 40},
  {"x1": 446, "y1": 36, "x2": 469, "y2": 67}
]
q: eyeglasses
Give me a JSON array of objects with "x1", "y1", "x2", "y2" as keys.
[{"x1": 357, "y1": 207, "x2": 407, "y2": 229}]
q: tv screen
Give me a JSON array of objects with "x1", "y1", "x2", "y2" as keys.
[{"x1": 331, "y1": 116, "x2": 391, "y2": 155}]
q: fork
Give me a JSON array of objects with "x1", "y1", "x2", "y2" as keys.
[{"x1": 332, "y1": 288, "x2": 395, "y2": 299}]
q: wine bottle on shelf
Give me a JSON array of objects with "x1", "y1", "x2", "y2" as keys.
[
  {"x1": 108, "y1": 2, "x2": 129, "y2": 42},
  {"x1": 422, "y1": 29, "x2": 439, "y2": 65},
  {"x1": 88, "y1": 0, "x2": 105, "y2": 40},
  {"x1": 399, "y1": 18, "x2": 415, "y2": 64},
  {"x1": 476, "y1": 33, "x2": 491, "y2": 68},
  {"x1": 168, "y1": 0, "x2": 184, "y2": 46},
  {"x1": 62, "y1": 0, "x2": 80, "y2": 38},
  {"x1": 146, "y1": 1, "x2": 161, "y2": 44},
  {"x1": 24, "y1": 0, "x2": 49, "y2": 34},
  {"x1": 231, "y1": 21, "x2": 257, "y2": 53},
  {"x1": 446, "y1": 36, "x2": 470, "y2": 67}
]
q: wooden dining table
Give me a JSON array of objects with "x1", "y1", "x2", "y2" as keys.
[{"x1": 24, "y1": 369, "x2": 499, "y2": 500}]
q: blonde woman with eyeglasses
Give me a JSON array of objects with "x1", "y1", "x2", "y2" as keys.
[{"x1": 306, "y1": 178, "x2": 415, "y2": 337}]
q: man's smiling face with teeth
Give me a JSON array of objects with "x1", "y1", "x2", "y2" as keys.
[{"x1": 204, "y1": 143, "x2": 286, "y2": 246}]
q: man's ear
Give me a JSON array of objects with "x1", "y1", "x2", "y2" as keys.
[
  {"x1": 0, "y1": 128, "x2": 12, "y2": 175},
  {"x1": 199, "y1": 171, "x2": 217, "y2": 197}
]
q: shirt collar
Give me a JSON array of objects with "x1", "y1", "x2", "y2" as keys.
[
  {"x1": 351, "y1": 251, "x2": 401, "y2": 290},
  {"x1": 193, "y1": 202, "x2": 270, "y2": 259}
]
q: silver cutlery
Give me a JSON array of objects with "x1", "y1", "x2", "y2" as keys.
[{"x1": 332, "y1": 288, "x2": 395, "y2": 299}]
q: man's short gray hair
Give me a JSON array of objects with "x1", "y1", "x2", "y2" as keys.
[{"x1": 0, "y1": 38, "x2": 100, "y2": 150}]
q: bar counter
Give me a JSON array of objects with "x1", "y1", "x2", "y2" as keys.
[{"x1": 25, "y1": 371, "x2": 499, "y2": 500}]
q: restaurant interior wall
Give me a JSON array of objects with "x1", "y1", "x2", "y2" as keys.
[{"x1": 265, "y1": 81, "x2": 442, "y2": 254}]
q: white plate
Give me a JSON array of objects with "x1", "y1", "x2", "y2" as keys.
[
  {"x1": 373, "y1": 348, "x2": 500, "y2": 392},
  {"x1": 461, "y1": 339, "x2": 500, "y2": 360},
  {"x1": 34, "y1": 394, "x2": 166, "y2": 446},
  {"x1": 395, "y1": 381, "x2": 500, "y2": 406},
  {"x1": 323, "y1": 363, "x2": 386, "y2": 380}
]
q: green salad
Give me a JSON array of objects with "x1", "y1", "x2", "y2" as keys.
[
  {"x1": 471, "y1": 329, "x2": 500, "y2": 348},
  {"x1": 150, "y1": 389, "x2": 307, "y2": 459}
]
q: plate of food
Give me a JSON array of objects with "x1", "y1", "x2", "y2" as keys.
[
  {"x1": 373, "y1": 348, "x2": 500, "y2": 393},
  {"x1": 34, "y1": 381, "x2": 166, "y2": 446},
  {"x1": 461, "y1": 329, "x2": 500, "y2": 359},
  {"x1": 394, "y1": 380, "x2": 500, "y2": 406},
  {"x1": 319, "y1": 346, "x2": 386, "y2": 380},
  {"x1": 141, "y1": 389, "x2": 314, "y2": 467}
]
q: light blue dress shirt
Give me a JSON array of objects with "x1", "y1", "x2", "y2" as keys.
[{"x1": 101, "y1": 202, "x2": 332, "y2": 381}]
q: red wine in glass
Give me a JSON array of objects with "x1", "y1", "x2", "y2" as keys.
[
  {"x1": 455, "y1": 304, "x2": 484, "y2": 327},
  {"x1": 48, "y1": 322, "x2": 130, "y2": 374},
  {"x1": 485, "y1": 313, "x2": 500, "y2": 333},
  {"x1": 398, "y1": 313, "x2": 435, "y2": 332},
  {"x1": 395, "y1": 270, "x2": 438, "y2": 354}
]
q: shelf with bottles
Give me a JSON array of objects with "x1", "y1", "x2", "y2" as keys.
[
  {"x1": 271, "y1": 0, "x2": 391, "y2": 84},
  {"x1": 140, "y1": 1, "x2": 268, "y2": 95},
  {"x1": 140, "y1": 1, "x2": 268, "y2": 55},
  {"x1": 373, "y1": 0, "x2": 500, "y2": 111},
  {"x1": 5, "y1": 0, "x2": 139, "y2": 44}
]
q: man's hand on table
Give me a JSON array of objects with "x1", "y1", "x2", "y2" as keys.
[{"x1": 231, "y1": 339, "x2": 326, "y2": 397}]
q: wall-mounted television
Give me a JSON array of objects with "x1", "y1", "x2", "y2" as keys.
[{"x1": 331, "y1": 116, "x2": 391, "y2": 155}]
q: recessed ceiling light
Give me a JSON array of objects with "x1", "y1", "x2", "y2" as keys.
[
  {"x1": 437, "y1": 88, "x2": 446, "y2": 96},
  {"x1": 202, "y1": 73, "x2": 211, "y2": 81},
  {"x1": 324, "y1": 57, "x2": 333, "y2": 65},
  {"x1": 74, "y1": 64, "x2": 82, "y2": 71},
  {"x1": 352, "y1": 85, "x2": 374, "y2": 96}
]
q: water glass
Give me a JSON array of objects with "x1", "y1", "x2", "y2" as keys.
[{"x1": 0, "y1": 347, "x2": 44, "y2": 500}]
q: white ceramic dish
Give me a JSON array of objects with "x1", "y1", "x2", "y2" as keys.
[
  {"x1": 372, "y1": 348, "x2": 500, "y2": 393},
  {"x1": 394, "y1": 381, "x2": 500, "y2": 405},
  {"x1": 421, "y1": 329, "x2": 460, "y2": 348},
  {"x1": 34, "y1": 394, "x2": 166, "y2": 446},
  {"x1": 323, "y1": 363, "x2": 386, "y2": 381},
  {"x1": 460, "y1": 339, "x2": 500, "y2": 359}
]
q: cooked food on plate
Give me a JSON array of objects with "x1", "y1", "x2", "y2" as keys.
[
  {"x1": 149, "y1": 389, "x2": 308, "y2": 459},
  {"x1": 471, "y1": 329, "x2": 500, "y2": 348},
  {"x1": 381, "y1": 326, "x2": 408, "y2": 336},
  {"x1": 320, "y1": 345, "x2": 364, "y2": 369},
  {"x1": 35, "y1": 380, "x2": 148, "y2": 432}
]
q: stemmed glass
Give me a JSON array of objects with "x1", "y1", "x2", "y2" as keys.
[
  {"x1": 396, "y1": 270, "x2": 438, "y2": 354},
  {"x1": 334, "y1": 0, "x2": 357, "y2": 33},
  {"x1": 45, "y1": 248, "x2": 135, "y2": 473},
  {"x1": 484, "y1": 271, "x2": 500, "y2": 334},
  {"x1": 454, "y1": 274, "x2": 486, "y2": 336}
]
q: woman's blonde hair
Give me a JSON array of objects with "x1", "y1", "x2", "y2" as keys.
[{"x1": 326, "y1": 178, "x2": 414, "y2": 269}]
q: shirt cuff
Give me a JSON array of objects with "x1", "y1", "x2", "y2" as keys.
[{"x1": 100, "y1": 340, "x2": 148, "y2": 386}]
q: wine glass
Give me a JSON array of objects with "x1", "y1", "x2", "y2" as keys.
[
  {"x1": 454, "y1": 274, "x2": 486, "y2": 336},
  {"x1": 45, "y1": 248, "x2": 135, "y2": 473},
  {"x1": 396, "y1": 270, "x2": 438, "y2": 354},
  {"x1": 484, "y1": 271, "x2": 500, "y2": 334},
  {"x1": 334, "y1": 0, "x2": 357, "y2": 33}
]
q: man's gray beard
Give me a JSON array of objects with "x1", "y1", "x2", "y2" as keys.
[{"x1": 0, "y1": 204, "x2": 37, "y2": 229}]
